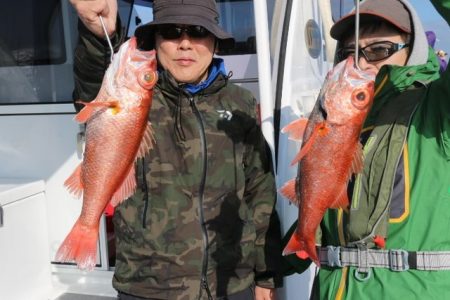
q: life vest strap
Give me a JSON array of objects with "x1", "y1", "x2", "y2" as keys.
[{"x1": 319, "y1": 246, "x2": 450, "y2": 273}]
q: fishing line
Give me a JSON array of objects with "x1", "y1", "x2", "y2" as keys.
[
  {"x1": 99, "y1": 15, "x2": 114, "y2": 63},
  {"x1": 354, "y1": 0, "x2": 361, "y2": 70}
]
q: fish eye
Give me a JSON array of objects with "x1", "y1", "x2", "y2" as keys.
[
  {"x1": 355, "y1": 91, "x2": 366, "y2": 101},
  {"x1": 138, "y1": 70, "x2": 158, "y2": 88},
  {"x1": 144, "y1": 73, "x2": 155, "y2": 83},
  {"x1": 351, "y1": 88, "x2": 372, "y2": 109}
]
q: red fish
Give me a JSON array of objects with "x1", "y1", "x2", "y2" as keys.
[
  {"x1": 280, "y1": 57, "x2": 376, "y2": 265},
  {"x1": 55, "y1": 37, "x2": 158, "y2": 270}
]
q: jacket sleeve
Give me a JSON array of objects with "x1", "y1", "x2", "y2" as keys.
[
  {"x1": 430, "y1": 0, "x2": 450, "y2": 154},
  {"x1": 72, "y1": 16, "x2": 125, "y2": 112},
  {"x1": 430, "y1": 0, "x2": 450, "y2": 90},
  {"x1": 243, "y1": 97, "x2": 283, "y2": 288}
]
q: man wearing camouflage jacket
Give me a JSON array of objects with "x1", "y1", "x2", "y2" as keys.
[{"x1": 69, "y1": 0, "x2": 282, "y2": 299}]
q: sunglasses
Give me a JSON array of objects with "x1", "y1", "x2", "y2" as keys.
[
  {"x1": 336, "y1": 41, "x2": 410, "y2": 63},
  {"x1": 156, "y1": 25, "x2": 210, "y2": 40}
]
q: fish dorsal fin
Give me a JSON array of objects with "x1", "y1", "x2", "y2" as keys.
[
  {"x1": 291, "y1": 122, "x2": 329, "y2": 166},
  {"x1": 74, "y1": 99, "x2": 121, "y2": 123},
  {"x1": 137, "y1": 121, "x2": 155, "y2": 158},
  {"x1": 351, "y1": 142, "x2": 364, "y2": 175},
  {"x1": 109, "y1": 164, "x2": 137, "y2": 207},
  {"x1": 330, "y1": 183, "x2": 350, "y2": 209},
  {"x1": 107, "y1": 122, "x2": 154, "y2": 213},
  {"x1": 279, "y1": 178, "x2": 300, "y2": 205},
  {"x1": 329, "y1": 142, "x2": 364, "y2": 210},
  {"x1": 281, "y1": 118, "x2": 308, "y2": 141},
  {"x1": 64, "y1": 164, "x2": 83, "y2": 198}
]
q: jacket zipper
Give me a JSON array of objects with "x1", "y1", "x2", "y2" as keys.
[
  {"x1": 141, "y1": 158, "x2": 150, "y2": 228},
  {"x1": 189, "y1": 96, "x2": 212, "y2": 300}
]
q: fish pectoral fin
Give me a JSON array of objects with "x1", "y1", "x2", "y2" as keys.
[
  {"x1": 281, "y1": 118, "x2": 308, "y2": 141},
  {"x1": 109, "y1": 164, "x2": 137, "y2": 207},
  {"x1": 351, "y1": 142, "x2": 365, "y2": 174},
  {"x1": 330, "y1": 184, "x2": 350, "y2": 209},
  {"x1": 137, "y1": 121, "x2": 155, "y2": 158},
  {"x1": 64, "y1": 164, "x2": 83, "y2": 198},
  {"x1": 279, "y1": 178, "x2": 300, "y2": 205},
  {"x1": 74, "y1": 101, "x2": 94, "y2": 123},
  {"x1": 291, "y1": 122, "x2": 328, "y2": 165},
  {"x1": 74, "y1": 99, "x2": 121, "y2": 123}
]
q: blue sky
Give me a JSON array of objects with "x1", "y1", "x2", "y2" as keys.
[
  {"x1": 334, "y1": 0, "x2": 449, "y2": 57},
  {"x1": 410, "y1": 0, "x2": 450, "y2": 53}
]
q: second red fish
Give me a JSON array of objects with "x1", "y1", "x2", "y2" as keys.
[{"x1": 281, "y1": 56, "x2": 376, "y2": 265}]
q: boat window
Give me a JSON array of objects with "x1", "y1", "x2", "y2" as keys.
[
  {"x1": 0, "y1": 0, "x2": 133, "y2": 105},
  {"x1": 0, "y1": 0, "x2": 66, "y2": 67},
  {"x1": 331, "y1": 0, "x2": 356, "y2": 22},
  {"x1": 127, "y1": 0, "x2": 257, "y2": 56},
  {"x1": 0, "y1": 0, "x2": 67, "y2": 104},
  {"x1": 216, "y1": 0, "x2": 256, "y2": 55}
]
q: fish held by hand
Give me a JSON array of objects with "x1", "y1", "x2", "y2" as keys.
[
  {"x1": 55, "y1": 37, "x2": 158, "y2": 270},
  {"x1": 280, "y1": 57, "x2": 376, "y2": 265}
]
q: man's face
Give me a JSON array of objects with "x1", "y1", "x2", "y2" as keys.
[
  {"x1": 341, "y1": 23, "x2": 410, "y2": 73},
  {"x1": 155, "y1": 25, "x2": 216, "y2": 84}
]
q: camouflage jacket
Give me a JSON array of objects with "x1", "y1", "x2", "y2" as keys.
[{"x1": 73, "y1": 21, "x2": 282, "y2": 299}]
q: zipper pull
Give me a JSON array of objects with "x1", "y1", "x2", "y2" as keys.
[{"x1": 201, "y1": 277, "x2": 213, "y2": 300}]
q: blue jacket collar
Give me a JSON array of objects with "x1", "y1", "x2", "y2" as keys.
[{"x1": 184, "y1": 58, "x2": 227, "y2": 95}]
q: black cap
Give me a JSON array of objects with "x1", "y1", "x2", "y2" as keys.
[
  {"x1": 330, "y1": 0, "x2": 412, "y2": 41},
  {"x1": 135, "y1": 0, "x2": 235, "y2": 50}
]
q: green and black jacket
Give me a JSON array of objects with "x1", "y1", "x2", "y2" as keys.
[{"x1": 283, "y1": 0, "x2": 450, "y2": 299}]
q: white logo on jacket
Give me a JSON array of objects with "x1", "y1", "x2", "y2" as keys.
[{"x1": 217, "y1": 110, "x2": 233, "y2": 121}]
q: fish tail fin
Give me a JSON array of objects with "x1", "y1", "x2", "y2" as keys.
[
  {"x1": 64, "y1": 164, "x2": 83, "y2": 198},
  {"x1": 283, "y1": 231, "x2": 320, "y2": 265},
  {"x1": 296, "y1": 250, "x2": 310, "y2": 260},
  {"x1": 282, "y1": 230, "x2": 304, "y2": 256},
  {"x1": 290, "y1": 122, "x2": 328, "y2": 165},
  {"x1": 307, "y1": 244, "x2": 320, "y2": 266},
  {"x1": 55, "y1": 219, "x2": 99, "y2": 270},
  {"x1": 109, "y1": 164, "x2": 137, "y2": 208},
  {"x1": 279, "y1": 178, "x2": 299, "y2": 205},
  {"x1": 281, "y1": 118, "x2": 308, "y2": 141}
]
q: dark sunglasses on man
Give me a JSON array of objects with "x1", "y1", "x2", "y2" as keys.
[
  {"x1": 156, "y1": 24, "x2": 211, "y2": 40},
  {"x1": 337, "y1": 41, "x2": 410, "y2": 63}
]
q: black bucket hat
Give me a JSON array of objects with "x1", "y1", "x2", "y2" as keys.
[{"x1": 135, "y1": 0, "x2": 235, "y2": 50}]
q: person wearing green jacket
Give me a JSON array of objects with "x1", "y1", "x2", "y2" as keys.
[
  {"x1": 283, "y1": 0, "x2": 450, "y2": 299},
  {"x1": 69, "y1": 0, "x2": 282, "y2": 299}
]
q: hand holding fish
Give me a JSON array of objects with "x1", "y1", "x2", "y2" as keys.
[
  {"x1": 255, "y1": 286, "x2": 277, "y2": 300},
  {"x1": 280, "y1": 57, "x2": 376, "y2": 265},
  {"x1": 70, "y1": 0, "x2": 117, "y2": 38}
]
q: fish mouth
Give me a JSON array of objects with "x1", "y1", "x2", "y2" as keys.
[{"x1": 319, "y1": 98, "x2": 328, "y2": 120}]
